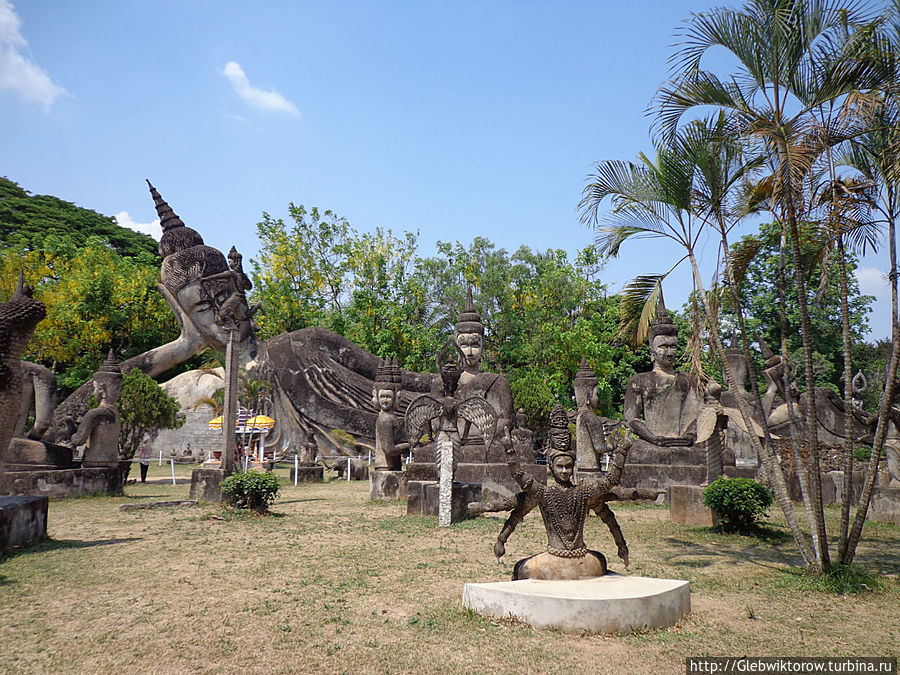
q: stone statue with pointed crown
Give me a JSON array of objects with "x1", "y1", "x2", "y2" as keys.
[
  {"x1": 573, "y1": 357, "x2": 625, "y2": 478},
  {"x1": 623, "y1": 293, "x2": 702, "y2": 449},
  {"x1": 372, "y1": 356, "x2": 408, "y2": 471},
  {"x1": 469, "y1": 404, "x2": 631, "y2": 579}
]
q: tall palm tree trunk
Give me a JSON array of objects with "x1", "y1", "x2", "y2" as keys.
[
  {"x1": 836, "y1": 235, "x2": 856, "y2": 559},
  {"x1": 778, "y1": 141, "x2": 831, "y2": 571},
  {"x1": 689, "y1": 251, "x2": 815, "y2": 565}
]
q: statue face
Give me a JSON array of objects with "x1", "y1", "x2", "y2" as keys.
[
  {"x1": 376, "y1": 388, "x2": 396, "y2": 412},
  {"x1": 176, "y1": 278, "x2": 253, "y2": 351},
  {"x1": 650, "y1": 335, "x2": 678, "y2": 369},
  {"x1": 456, "y1": 332, "x2": 483, "y2": 369},
  {"x1": 575, "y1": 381, "x2": 599, "y2": 409},
  {"x1": 550, "y1": 455, "x2": 575, "y2": 484}
]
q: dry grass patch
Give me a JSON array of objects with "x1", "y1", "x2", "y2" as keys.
[{"x1": 1, "y1": 465, "x2": 897, "y2": 674}]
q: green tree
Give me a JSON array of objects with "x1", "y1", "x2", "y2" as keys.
[
  {"x1": 118, "y1": 368, "x2": 182, "y2": 480},
  {"x1": 0, "y1": 177, "x2": 158, "y2": 258}
]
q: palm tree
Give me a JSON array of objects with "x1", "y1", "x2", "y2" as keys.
[
  {"x1": 579, "y1": 116, "x2": 817, "y2": 565},
  {"x1": 653, "y1": 0, "x2": 888, "y2": 572}
]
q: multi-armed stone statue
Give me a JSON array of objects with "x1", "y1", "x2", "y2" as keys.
[
  {"x1": 370, "y1": 357, "x2": 409, "y2": 500},
  {"x1": 469, "y1": 404, "x2": 631, "y2": 579}
]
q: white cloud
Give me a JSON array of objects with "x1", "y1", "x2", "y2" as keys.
[
  {"x1": 222, "y1": 61, "x2": 299, "y2": 117},
  {"x1": 855, "y1": 266, "x2": 890, "y2": 296},
  {"x1": 115, "y1": 211, "x2": 162, "y2": 241},
  {"x1": 855, "y1": 266, "x2": 894, "y2": 340},
  {"x1": 0, "y1": 0, "x2": 68, "y2": 107}
]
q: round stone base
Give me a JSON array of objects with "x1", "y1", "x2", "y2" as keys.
[{"x1": 462, "y1": 574, "x2": 690, "y2": 634}]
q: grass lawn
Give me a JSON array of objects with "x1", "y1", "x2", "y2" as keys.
[{"x1": 1, "y1": 463, "x2": 898, "y2": 674}]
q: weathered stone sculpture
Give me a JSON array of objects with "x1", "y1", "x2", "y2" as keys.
[
  {"x1": 718, "y1": 333, "x2": 763, "y2": 467},
  {"x1": 70, "y1": 350, "x2": 122, "y2": 467},
  {"x1": 406, "y1": 340, "x2": 499, "y2": 525},
  {"x1": 370, "y1": 357, "x2": 409, "y2": 500},
  {"x1": 624, "y1": 301, "x2": 702, "y2": 448},
  {"x1": 0, "y1": 273, "x2": 46, "y2": 462},
  {"x1": 469, "y1": 404, "x2": 631, "y2": 580},
  {"x1": 573, "y1": 358, "x2": 625, "y2": 481},
  {"x1": 41, "y1": 181, "x2": 258, "y2": 446}
]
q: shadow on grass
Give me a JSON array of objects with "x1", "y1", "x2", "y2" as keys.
[
  {"x1": 275, "y1": 498, "x2": 325, "y2": 505},
  {"x1": 1, "y1": 536, "x2": 142, "y2": 563},
  {"x1": 662, "y1": 530, "x2": 801, "y2": 569}
]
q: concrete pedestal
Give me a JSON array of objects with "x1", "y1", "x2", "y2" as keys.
[
  {"x1": 189, "y1": 468, "x2": 224, "y2": 503},
  {"x1": 0, "y1": 495, "x2": 48, "y2": 551},
  {"x1": 462, "y1": 575, "x2": 690, "y2": 634},
  {"x1": 370, "y1": 470, "x2": 406, "y2": 501},
  {"x1": 869, "y1": 486, "x2": 900, "y2": 525},
  {"x1": 289, "y1": 465, "x2": 324, "y2": 483},
  {"x1": 407, "y1": 480, "x2": 481, "y2": 522},
  {"x1": 669, "y1": 485, "x2": 719, "y2": 527}
]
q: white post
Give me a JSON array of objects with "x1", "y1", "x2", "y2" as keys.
[
  {"x1": 436, "y1": 430, "x2": 453, "y2": 527},
  {"x1": 170, "y1": 458, "x2": 176, "y2": 485},
  {"x1": 346, "y1": 456, "x2": 351, "y2": 482},
  {"x1": 294, "y1": 455, "x2": 298, "y2": 487},
  {"x1": 158, "y1": 449, "x2": 163, "y2": 466}
]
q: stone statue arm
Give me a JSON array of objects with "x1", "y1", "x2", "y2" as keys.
[
  {"x1": 624, "y1": 381, "x2": 663, "y2": 445},
  {"x1": 587, "y1": 432, "x2": 631, "y2": 504},
  {"x1": 595, "y1": 502, "x2": 629, "y2": 566},
  {"x1": 123, "y1": 283, "x2": 210, "y2": 379},
  {"x1": 15, "y1": 360, "x2": 57, "y2": 440},
  {"x1": 69, "y1": 407, "x2": 104, "y2": 447},
  {"x1": 468, "y1": 490, "x2": 537, "y2": 561},
  {"x1": 503, "y1": 440, "x2": 534, "y2": 492}
]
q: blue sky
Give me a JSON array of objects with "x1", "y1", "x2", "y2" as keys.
[{"x1": 1, "y1": 0, "x2": 894, "y2": 340}]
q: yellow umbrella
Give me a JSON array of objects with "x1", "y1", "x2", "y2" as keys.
[
  {"x1": 245, "y1": 415, "x2": 275, "y2": 431},
  {"x1": 207, "y1": 416, "x2": 223, "y2": 430}
]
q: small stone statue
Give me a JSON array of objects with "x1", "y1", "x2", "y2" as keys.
[
  {"x1": 469, "y1": 404, "x2": 631, "y2": 580},
  {"x1": 299, "y1": 430, "x2": 318, "y2": 466},
  {"x1": 573, "y1": 357, "x2": 623, "y2": 478},
  {"x1": 70, "y1": 350, "x2": 122, "y2": 467},
  {"x1": 372, "y1": 357, "x2": 409, "y2": 471}
]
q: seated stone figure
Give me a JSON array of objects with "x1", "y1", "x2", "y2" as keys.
[
  {"x1": 624, "y1": 302, "x2": 702, "y2": 448},
  {"x1": 719, "y1": 334, "x2": 763, "y2": 467},
  {"x1": 435, "y1": 288, "x2": 515, "y2": 447},
  {"x1": 573, "y1": 357, "x2": 624, "y2": 479},
  {"x1": 70, "y1": 351, "x2": 122, "y2": 467},
  {"x1": 469, "y1": 405, "x2": 631, "y2": 580},
  {"x1": 41, "y1": 181, "x2": 258, "y2": 445}
]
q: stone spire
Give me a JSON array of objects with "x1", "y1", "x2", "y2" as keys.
[
  {"x1": 147, "y1": 180, "x2": 204, "y2": 259},
  {"x1": 648, "y1": 287, "x2": 677, "y2": 342},
  {"x1": 455, "y1": 286, "x2": 484, "y2": 336}
]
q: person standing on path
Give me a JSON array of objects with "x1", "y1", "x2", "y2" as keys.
[{"x1": 138, "y1": 443, "x2": 152, "y2": 483}]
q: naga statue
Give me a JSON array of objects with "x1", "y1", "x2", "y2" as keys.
[{"x1": 469, "y1": 404, "x2": 631, "y2": 580}]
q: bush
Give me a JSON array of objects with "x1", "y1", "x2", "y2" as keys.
[
  {"x1": 222, "y1": 470, "x2": 280, "y2": 513},
  {"x1": 702, "y1": 477, "x2": 773, "y2": 532}
]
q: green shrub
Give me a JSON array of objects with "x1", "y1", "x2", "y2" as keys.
[
  {"x1": 702, "y1": 477, "x2": 773, "y2": 532},
  {"x1": 852, "y1": 446, "x2": 872, "y2": 462},
  {"x1": 222, "y1": 470, "x2": 280, "y2": 513}
]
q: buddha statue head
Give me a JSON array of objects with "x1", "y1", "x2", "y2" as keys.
[
  {"x1": 546, "y1": 404, "x2": 575, "y2": 485},
  {"x1": 648, "y1": 295, "x2": 678, "y2": 373},
  {"x1": 148, "y1": 180, "x2": 255, "y2": 354},
  {"x1": 573, "y1": 357, "x2": 599, "y2": 411},
  {"x1": 93, "y1": 349, "x2": 123, "y2": 406},
  {"x1": 372, "y1": 357, "x2": 402, "y2": 412},
  {"x1": 455, "y1": 287, "x2": 484, "y2": 372}
]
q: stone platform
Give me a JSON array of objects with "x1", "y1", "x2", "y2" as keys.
[
  {"x1": 869, "y1": 486, "x2": 900, "y2": 525},
  {"x1": 289, "y1": 465, "x2": 324, "y2": 483},
  {"x1": 669, "y1": 484, "x2": 718, "y2": 527},
  {"x1": 462, "y1": 574, "x2": 690, "y2": 634},
  {"x1": 619, "y1": 439, "x2": 754, "y2": 493},
  {"x1": 370, "y1": 470, "x2": 406, "y2": 501},
  {"x1": 407, "y1": 480, "x2": 480, "y2": 522},
  {"x1": 0, "y1": 495, "x2": 49, "y2": 551},
  {"x1": 190, "y1": 468, "x2": 224, "y2": 503}
]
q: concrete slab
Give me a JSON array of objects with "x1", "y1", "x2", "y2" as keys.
[
  {"x1": 670, "y1": 485, "x2": 719, "y2": 527},
  {"x1": 0, "y1": 495, "x2": 48, "y2": 551},
  {"x1": 462, "y1": 574, "x2": 690, "y2": 634}
]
